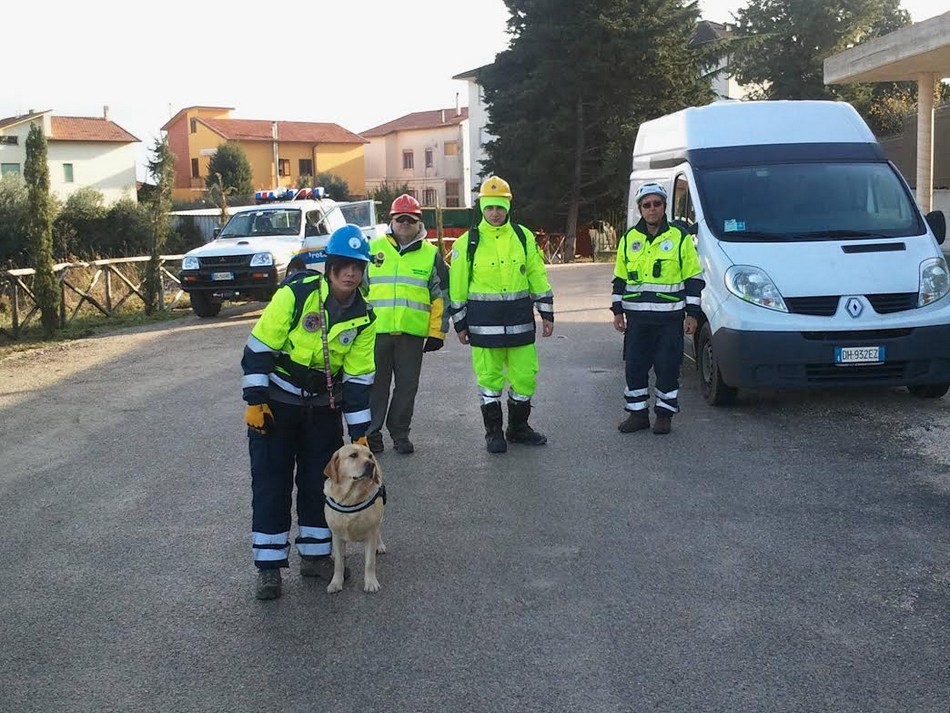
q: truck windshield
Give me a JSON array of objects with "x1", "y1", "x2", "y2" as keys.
[
  {"x1": 697, "y1": 162, "x2": 923, "y2": 242},
  {"x1": 218, "y1": 209, "x2": 302, "y2": 238}
]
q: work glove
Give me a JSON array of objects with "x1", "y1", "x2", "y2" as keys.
[
  {"x1": 353, "y1": 436, "x2": 369, "y2": 447},
  {"x1": 245, "y1": 403, "x2": 275, "y2": 435},
  {"x1": 423, "y1": 337, "x2": 444, "y2": 353}
]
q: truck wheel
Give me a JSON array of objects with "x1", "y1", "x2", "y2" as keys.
[
  {"x1": 190, "y1": 292, "x2": 222, "y2": 318},
  {"x1": 907, "y1": 383, "x2": 949, "y2": 398},
  {"x1": 698, "y1": 322, "x2": 737, "y2": 406}
]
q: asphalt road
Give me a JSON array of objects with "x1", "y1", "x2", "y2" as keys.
[{"x1": 1, "y1": 263, "x2": 948, "y2": 713}]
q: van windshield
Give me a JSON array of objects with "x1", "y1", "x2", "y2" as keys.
[
  {"x1": 696, "y1": 162, "x2": 923, "y2": 242},
  {"x1": 219, "y1": 208, "x2": 302, "y2": 238}
]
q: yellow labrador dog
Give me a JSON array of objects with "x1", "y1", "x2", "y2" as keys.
[{"x1": 323, "y1": 443, "x2": 386, "y2": 593}]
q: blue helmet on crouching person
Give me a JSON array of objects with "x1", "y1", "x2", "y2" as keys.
[{"x1": 325, "y1": 224, "x2": 372, "y2": 274}]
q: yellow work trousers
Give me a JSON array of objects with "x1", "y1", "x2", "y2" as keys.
[{"x1": 471, "y1": 344, "x2": 539, "y2": 401}]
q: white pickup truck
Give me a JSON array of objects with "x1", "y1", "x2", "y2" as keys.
[{"x1": 179, "y1": 188, "x2": 382, "y2": 317}]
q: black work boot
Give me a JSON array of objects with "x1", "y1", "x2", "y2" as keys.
[
  {"x1": 505, "y1": 399, "x2": 547, "y2": 446},
  {"x1": 618, "y1": 410, "x2": 651, "y2": 433},
  {"x1": 255, "y1": 568, "x2": 282, "y2": 600},
  {"x1": 480, "y1": 402, "x2": 508, "y2": 453},
  {"x1": 653, "y1": 413, "x2": 672, "y2": 435}
]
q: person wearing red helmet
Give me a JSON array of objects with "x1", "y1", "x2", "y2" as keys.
[{"x1": 364, "y1": 194, "x2": 449, "y2": 455}]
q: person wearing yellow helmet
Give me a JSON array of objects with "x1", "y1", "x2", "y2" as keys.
[{"x1": 448, "y1": 176, "x2": 555, "y2": 453}]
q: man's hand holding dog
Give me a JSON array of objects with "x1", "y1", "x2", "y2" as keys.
[{"x1": 245, "y1": 403, "x2": 275, "y2": 435}]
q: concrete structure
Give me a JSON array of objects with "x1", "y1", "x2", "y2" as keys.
[
  {"x1": 361, "y1": 106, "x2": 468, "y2": 208},
  {"x1": 162, "y1": 106, "x2": 368, "y2": 202},
  {"x1": 0, "y1": 108, "x2": 139, "y2": 204},
  {"x1": 824, "y1": 11, "x2": 950, "y2": 213}
]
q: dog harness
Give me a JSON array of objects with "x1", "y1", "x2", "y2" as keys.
[{"x1": 325, "y1": 485, "x2": 387, "y2": 514}]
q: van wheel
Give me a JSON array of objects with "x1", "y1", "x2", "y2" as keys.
[
  {"x1": 190, "y1": 292, "x2": 222, "y2": 318},
  {"x1": 698, "y1": 322, "x2": 737, "y2": 406},
  {"x1": 907, "y1": 383, "x2": 949, "y2": 398}
]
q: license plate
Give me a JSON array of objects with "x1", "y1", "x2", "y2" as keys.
[
  {"x1": 835, "y1": 346, "x2": 885, "y2": 364},
  {"x1": 211, "y1": 271, "x2": 233, "y2": 281}
]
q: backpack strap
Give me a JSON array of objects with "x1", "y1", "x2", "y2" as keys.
[
  {"x1": 467, "y1": 223, "x2": 529, "y2": 265},
  {"x1": 284, "y1": 271, "x2": 324, "y2": 332}
]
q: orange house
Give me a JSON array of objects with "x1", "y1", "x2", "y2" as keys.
[{"x1": 162, "y1": 106, "x2": 368, "y2": 201}]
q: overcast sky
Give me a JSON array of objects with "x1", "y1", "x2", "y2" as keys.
[{"x1": 2, "y1": 1, "x2": 942, "y2": 181}]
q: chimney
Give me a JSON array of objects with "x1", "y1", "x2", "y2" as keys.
[
  {"x1": 103, "y1": 105, "x2": 110, "y2": 121},
  {"x1": 456, "y1": 92, "x2": 461, "y2": 116},
  {"x1": 441, "y1": 109, "x2": 445, "y2": 124}
]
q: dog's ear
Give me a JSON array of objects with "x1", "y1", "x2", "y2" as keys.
[{"x1": 324, "y1": 450, "x2": 340, "y2": 482}]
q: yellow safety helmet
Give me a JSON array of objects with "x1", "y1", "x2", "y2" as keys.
[{"x1": 479, "y1": 176, "x2": 512, "y2": 200}]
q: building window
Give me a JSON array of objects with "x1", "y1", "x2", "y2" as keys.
[
  {"x1": 407, "y1": 190, "x2": 419, "y2": 200},
  {"x1": 63, "y1": 164, "x2": 74, "y2": 183},
  {"x1": 1, "y1": 163, "x2": 20, "y2": 176},
  {"x1": 402, "y1": 151, "x2": 414, "y2": 170},
  {"x1": 445, "y1": 181, "x2": 460, "y2": 208},
  {"x1": 423, "y1": 188, "x2": 436, "y2": 206},
  {"x1": 444, "y1": 141, "x2": 459, "y2": 157},
  {"x1": 0, "y1": 136, "x2": 17, "y2": 145},
  {"x1": 278, "y1": 158, "x2": 290, "y2": 177},
  {"x1": 299, "y1": 159, "x2": 313, "y2": 177},
  {"x1": 425, "y1": 149, "x2": 433, "y2": 168},
  {"x1": 191, "y1": 158, "x2": 200, "y2": 179}
]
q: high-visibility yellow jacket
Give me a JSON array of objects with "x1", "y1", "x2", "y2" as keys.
[
  {"x1": 241, "y1": 273, "x2": 376, "y2": 437},
  {"x1": 448, "y1": 218, "x2": 554, "y2": 348},
  {"x1": 611, "y1": 218, "x2": 704, "y2": 320},
  {"x1": 367, "y1": 235, "x2": 448, "y2": 338}
]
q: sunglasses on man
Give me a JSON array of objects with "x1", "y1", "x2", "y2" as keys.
[
  {"x1": 639, "y1": 200, "x2": 664, "y2": 209},
  {"x1": 394, "y1": 215, "x2": 419, "y2": 224}
]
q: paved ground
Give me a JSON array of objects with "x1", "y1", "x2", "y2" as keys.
[{"x1": 1, "y1": 263, "x2": 948, "y2": 712}]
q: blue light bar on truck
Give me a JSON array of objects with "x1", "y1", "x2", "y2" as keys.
[{"x1": 255, "y1": 186, "x2": 326, "y2": 203}]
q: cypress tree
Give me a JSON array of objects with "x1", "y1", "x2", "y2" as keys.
[
  {"x1": 143, "y1": 136, "x2": 175, "y2": 315},
  {"x1": 23, "y1": 124, "x2": 60, "y2": 337}
]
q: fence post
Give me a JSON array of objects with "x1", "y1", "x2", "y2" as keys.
[
  {"x1": 59, "y1": 268, "x2": 67, "y2": 328},
  {"x1": 105, "y1": 266, "x2": 113, "y2": 314},
  {"x1": 158, "y1": 258, "x2": 166, "y2": 312},
  {"x1": 11, "y1": 277, "x2": 20, "y2": 336}
]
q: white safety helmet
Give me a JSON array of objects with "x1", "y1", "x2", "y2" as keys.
[{"x1": 635, "y1": 183, "x2": 668, "y2": 205}]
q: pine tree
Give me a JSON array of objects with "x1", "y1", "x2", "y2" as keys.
[
  {"x1": 23, "y1": 124, "x2": 60, "y2": 337},
  {"x1": 143, "y1": 136, "x2": 175, "y2": 315},
  {"x1": 481, "y1": 0, "x2": 715, "y2": 259},
  {"x1": 206, "y1": 142, "x2": 254, "y2": 199}
]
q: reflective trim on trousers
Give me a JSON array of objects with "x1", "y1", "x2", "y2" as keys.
[
  {"x1": 479, "y1": 387, "x2": 503, "y2": 405},
  {"x1": 654, "y1": 386, "x2": 680, "y2": 413},
  {"x1": 252, "y1": 531, "x2": 290, "y2": 563},
  {"x1": 469, "y1": 322, "x2": 534, "y2": 335},
  {"x1": 296, "y1": 525, "x2": 332, "y2": 558},
  {"x1": 468, "y1": 291, "x2": 530, "y2": 301},
  {"x1": 624, "y1": 386, "x2": 650, "y2": 411}
]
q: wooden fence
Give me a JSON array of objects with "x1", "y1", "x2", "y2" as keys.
[{"x1": 0, "y1": 255, "x2": 186, "y2": 338}]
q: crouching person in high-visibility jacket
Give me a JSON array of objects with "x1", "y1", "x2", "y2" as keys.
[
  {"x1": 241, "y1": 224, "x2": 376, "y2": 600},
  {"x1": 448, "y1": 176, "x2": 555, "y2": 454}
]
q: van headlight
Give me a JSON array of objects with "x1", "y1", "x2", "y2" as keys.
[
  {"x1": 919, "y1": 257, "x2": 950, "y2": 306},
  {"x1": 182, "y1": 256, "x2": 199, "y2": 270},
  {"x1": 725, "y1": 265, "x2": 788, "y2": 312},
  {"x1": 250, "y1": 253, "x2": 274, "y2": 267}
]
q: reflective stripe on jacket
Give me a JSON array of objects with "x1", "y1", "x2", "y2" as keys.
[
  {"x1": 367, "y1": 235, "x2": 447, "y2": 338},
  {"x1": 448, "y1": 218, "x2": 554, "y2": 348},
  {"x1": 611, "y1": 219, "x2": 704, "y2": 317}
]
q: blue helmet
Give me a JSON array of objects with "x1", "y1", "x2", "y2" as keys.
[{"x1": 326, "y1": 224, "x2": 371, "y2": 262}]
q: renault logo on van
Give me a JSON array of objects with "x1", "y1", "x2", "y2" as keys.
[{"x1": 845, "y1": 297, "x2": 863, "y2": 318}]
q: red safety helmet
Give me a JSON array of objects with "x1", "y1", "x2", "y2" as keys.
[{"x1": 389, "y1": 194, "x2": 423, "y2": 218}]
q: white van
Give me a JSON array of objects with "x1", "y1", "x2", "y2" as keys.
[{"x1": 629, "y1": 100, "x2": 950, "y2": 405}]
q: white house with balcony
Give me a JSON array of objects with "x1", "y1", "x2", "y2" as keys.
[
  {"x1": 0, "y1": 108, "x2": 139, "y2": 204},
  {"x1": 361, "y1": 107, "x2": 468, "y2": 208}
]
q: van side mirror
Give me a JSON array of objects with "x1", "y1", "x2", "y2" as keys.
[
  {"x1": 925, "y1": 210, "x2": 945, "y2": 245},
  {"x1": 213, "y1": 227, "x2": 221, "y2": 239}
]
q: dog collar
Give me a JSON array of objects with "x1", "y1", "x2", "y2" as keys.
[{"x1": 326, "y1": 484, "x2": 387, "y2": 514}]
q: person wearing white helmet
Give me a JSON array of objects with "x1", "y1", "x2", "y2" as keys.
[
  {"x1": 241, "y1": 223, "x2": 376, "y2": 600},
  {"x1": 611, "y1": 182, "x2": 704, "y2": 435}
]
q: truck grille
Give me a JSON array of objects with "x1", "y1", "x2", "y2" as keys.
[{"x1": 198, "y1": 255, "x2": 252, "y2": 269}]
